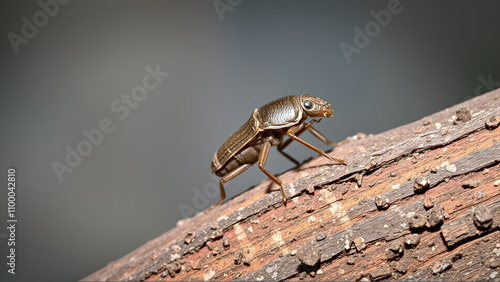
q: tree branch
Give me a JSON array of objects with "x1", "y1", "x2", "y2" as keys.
[{"x1": 84, "y1": 89, "x2": 500, "y2": 281}]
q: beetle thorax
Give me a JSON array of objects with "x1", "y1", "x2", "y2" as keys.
[{"x1": 255, "y1": 96, "x2": 303, "y2": 129}]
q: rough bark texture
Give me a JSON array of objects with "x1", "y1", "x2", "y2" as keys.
[{"x1": 84, "y1": 90, "x2": 500, "y2": 281}]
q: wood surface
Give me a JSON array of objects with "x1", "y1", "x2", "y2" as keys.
[{"x1": 84, "y1": 89, "x2": 500, "y2": 281}]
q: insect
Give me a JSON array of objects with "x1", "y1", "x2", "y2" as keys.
[{"x1": 210, "y1": 94, "x2": 346, "y2": 208}]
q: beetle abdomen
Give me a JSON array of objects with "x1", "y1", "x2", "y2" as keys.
[
  {"x1": 215, "y1": 144, "x2": 260, "y2": 177},
  {"x1": 213, "y1": 130, "x2": 283, "y2": 177},
  {"x1": 211, "y1": 112, "x2": 261, "y2": 174}
]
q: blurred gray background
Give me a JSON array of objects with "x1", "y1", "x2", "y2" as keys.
[{"x1": 1, "y1": 0, "x2": 500, "y2": 280}]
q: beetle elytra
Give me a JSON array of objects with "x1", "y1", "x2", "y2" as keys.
[{"x1": 210, "y1": 94, "x2": 346, "y2": 208}]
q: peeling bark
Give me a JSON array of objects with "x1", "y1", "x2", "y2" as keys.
[{"x1": 83, "y1": 90, "x2": 500, "y2": 281}]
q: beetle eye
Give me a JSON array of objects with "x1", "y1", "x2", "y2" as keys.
[{"x1": 303, "y1": 100, "x2": 313, "y2": 109}]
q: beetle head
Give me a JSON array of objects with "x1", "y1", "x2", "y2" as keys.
[{"x1": 299, "y1": 94, "x2": 333, "y2": 118}]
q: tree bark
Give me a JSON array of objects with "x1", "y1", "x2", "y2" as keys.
[{"x1": 84, "y1": 90, "x2": 500, "y2": 281}]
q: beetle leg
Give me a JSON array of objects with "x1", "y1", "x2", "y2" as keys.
[
  {"x1": 307, "y1": 126, "x2": 339, "y2": 146},
  {"x1": 259, "y1": 141, "x2": 287, "y2": 202},
  {"x1": 278, "y1": 119, "x2": 340, "y2": 165},
  {"x1": 305, "y1": 119, "x2": 348, "y2": 147},
  {"x1": 301, "y1": 119, "x2": 336, "y2": 146},
  {"x1": 277, "y1": 124, "x2": 308, "y2": 166},
  {"x1": 278, "y1": 138, "x2": 301, "y2": 166},
  {"x1": 209, "y1": 163, "x2": 252, "y2": 210},
  {"x1": 287, "y1": 125, "x2": 347, "y2": 165}
]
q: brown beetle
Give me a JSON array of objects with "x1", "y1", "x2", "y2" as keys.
[{"x1": 210, "y1": 94, "x2": 346, "y2": 207}]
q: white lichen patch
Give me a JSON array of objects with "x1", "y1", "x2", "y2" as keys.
[
  {"x1": 320, "y1": 187, "x2": 337, "y2": 203},
  {"x1": 288, "y1": 183, "x2": 296, "y2": 196},
  {"x1": 272, "y1": 231, "x2": 283, "y2": 246},
  {"x1": 272, "y1": 271, "x2": 278, "y2": 279},
  {"x1": 490, "y1": 271, "x2": 498, "y2": 279},
  {"x1": 203, "y1": 270, "x2": 215, "y2": 281},
  {"x1": 217, "y1": 215, "x2": 228, "y2": 222},
  {"x1": 345, "y1": 239, "x2": 350, "y2": 250},
  {"x1": 493, "y1": 247, "x2": 500, "y2": 256},
  {"x1": 234, "y1": 223, "x2": 247, "y2": 241},
  {"x1": 406, "y1": 211, "x2": 416, "y2": 218},
  {"x1": 446, "y1": 164, "x2": 457, "y2": 173},
  {"x1": 266, "y1": 265, "x2": 277, "y2": 273},
  {"x1": 330, "y1": 203, "x2": 349, "y2": 223}
]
